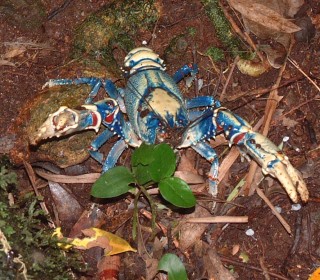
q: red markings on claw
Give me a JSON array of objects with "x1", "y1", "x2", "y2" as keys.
[
  {"x1": 104, "y1": 112, "x2": 114, "y2": 124},
  {"x1": 91, "y1": 112, "x2": 99, "y2": 126},
  {"x1": 233, "y1": 132, "x2": 246, "y2": 144}
]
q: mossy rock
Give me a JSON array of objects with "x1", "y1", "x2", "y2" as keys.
[
  {"x1": 9, "y1": 61, "x2": 117, "y2": 168},
  {"x1": 72, "y1": 0, "x2": 158, "y2": 60}
]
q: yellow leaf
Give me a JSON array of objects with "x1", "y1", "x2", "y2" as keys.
[
  {"x1": 52, "y1": 227, "x2": 73, "y2": 250},
  {"x1": 82, "y1": 228, "x2": 137, "y2": 255},
  {"x1": 309, "y1": 268, "x2": 320, "y2": 280},
  {"x1": 52, "y1": 227, "x2": 136, "y2": 255}
]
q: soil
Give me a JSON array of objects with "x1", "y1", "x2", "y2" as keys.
[{"x1": 1, "y1": 0, "x2": 320, "y2": 279}]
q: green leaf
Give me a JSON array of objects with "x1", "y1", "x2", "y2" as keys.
[
  {"x1": 158, "y1": 253, "x2": 188, "y2": 280},
  {"x1": 0, "y1": 166, "x2": 17, "y2": 191},
  {"x1": 132, "y1": 164, "x2": 153, "y2": 185},
  {"x1": 159, "y1": 177, "x2": 196, "y2": 208},
  {"x1": 149, "y1": 143, "x2": 176, "y2": 182},
  {"x1": 131, "y1": 143, "x2": 155, "y2": 166},
  {"x1": 91, "y1": 166, "x2": 135, "y2": 198},
  {"x1": 131, "y1": 143, "x2": 176, "y2": 184}
]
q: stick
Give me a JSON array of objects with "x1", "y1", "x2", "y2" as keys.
[
  {"x1": 186, "y1": 216, "x2": 248, "y2": 223},
  {"x1": 23, "y1": 162, "x2": 55, "y2": 228}
]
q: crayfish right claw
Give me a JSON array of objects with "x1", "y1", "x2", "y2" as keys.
[
  {"x1": 236, "y1": 131, "x2": 309, "y2": 203},
  {"x1": 261, "y1": 153, "x2": 309, "y2": 203}
]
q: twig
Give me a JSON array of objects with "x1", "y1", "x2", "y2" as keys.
[
  {"x1": 197, "y1": 50, "x2": 225, "y2": 78},
  {"x1": 47, "y1": 0, "x2": 74, "y2": 20},
  {"x1": 288, "y1": 57, "x2": 320, "y2": 94},
  {"x1": 219, "y1": 254, "x2": 289, "y2": 280},
  {"x1": 186, "y1": 216, "x2": 248, "y2": 223},
  {"x1": 259, "y1": 257, "x2": 271, "y2": 280},
  {"x1": 36, "y1": 169, "x2": 100, "y2": 183},
  {"x1": 276, "y1": 95, "x2": 320, "y2": 122},
  {"x1": 255, "y1": 187, "x2": 291, "y2": 234},
  {"x1": 220, "y1": 56, "x2": 239, "y2": 102},
  {"x1": 206, "y1": 247, "x2": 236, "y2": 280},
  {"x1": 23, "y1": 162, "x2": 55, "y2": 229},
  {"x1": 227, "y1": 75, "x2": 303, "y2": 102},
  {"x1": 192, "y1": 45, "x2": 199, "y2": 97},
  {"x1": 150, "y1": 16, "x2": 160, "y2": 47}
]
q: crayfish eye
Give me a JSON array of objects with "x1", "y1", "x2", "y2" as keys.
[
  {"x1": 105, "y1": 100, "x2": 115, "y2": 108},
  {"x1": 123, "y1": 66, "x2": 131, "y2": 73}
]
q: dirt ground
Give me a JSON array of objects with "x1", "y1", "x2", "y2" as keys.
[{"x1": 1, "y1": 0, "x2": 320, "y2": 279}]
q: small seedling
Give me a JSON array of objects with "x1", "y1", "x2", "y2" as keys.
[{"x1": 91, "y1": 143, "x2": 196, "y2": 236}]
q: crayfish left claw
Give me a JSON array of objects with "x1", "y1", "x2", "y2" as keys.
[
  {"x1": 29, "y1": 105, "x2": 101, "y2": 145},
  {"x1": 234, "y1": 131, "x2": 309, "y2": 203}
]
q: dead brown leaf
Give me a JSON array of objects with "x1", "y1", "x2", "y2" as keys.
[
  {"x1": 174, "y1": 171, "x2": 204, "y2": 184},
  {"x1": 175, "y1": 205, "x2": 211, "y2": 251},
  {"x1": 35, "y1": 170, "x2": 100, "y2": 183},
  {"x1": 0, "y1": 59, "x2": 15, "y2": 67},
  {"x1": 281, "y1": 116, "x2": 298, "y2": 128},
  {"x1": 3, "y1": 46, "x2": 27, "y2": 59},
  {"x1": 229, "y1": 0, "x2": 301, "y2": 33}
]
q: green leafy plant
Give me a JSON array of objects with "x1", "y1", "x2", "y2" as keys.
[
  {"x1": 158, "y1": 253, "x2": 188, "y2": 280},
  {"x1": 0, "y1": 163, "x2": 85, "y2": 279},
  {"x1": 0, "y1": 166, "x2": 17, "y2": 191},
  {"x1": 91, "y1": 143, "x2": 196, "y2": 237},
  {"x1": 91, "y1": 143, "x2": 196, "y2": 208}
]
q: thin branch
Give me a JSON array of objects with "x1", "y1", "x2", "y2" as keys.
[
  {"x1": 186, "y1": 216, "x2": 248, "y2": 223},
  {"x1": 220, "y1": 55, "x2": 239, "y2": 102}
]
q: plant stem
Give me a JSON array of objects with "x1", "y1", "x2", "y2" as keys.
[
  {"x1": 139, "y1": 185, "x2": 157, "y2": 239},
  {"x1": 132, "y1": 189, "x2": 142, "y2": 240}
]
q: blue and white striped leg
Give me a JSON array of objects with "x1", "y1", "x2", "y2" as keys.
[
  {"x1": 102, "y1": 139, "x2": 127, "y2": 172},
  {"x1": 44, "y1": 77, "x2": 102, "y2": 88},
  {"x1": 172, "y1": 64, "x2": 198, "y2": 83},
  {"x1": 191, "y1": 142, "x2": 219, "y2": 198},
  {"x1": 44, "y1": 77, "x2": 121, "y2": 104},
  {"x1": 43, "y1": 77, "x2": 103, "y2": 104},
  {"x1": 89, "y1": 129, "x2": 115, "y2": 164},
  {"x1": 186, "y1": 96, "x2": 221, "y2": 109}
]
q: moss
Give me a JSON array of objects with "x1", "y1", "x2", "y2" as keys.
[
  {"x1": 201, "y1": 0, "x2": 247, "y2": 58},
  {"x1": 0, "y1": 165, "x2": 86, "y2": 279},
  {"x1": 72, "y1": 0, "x2": 158, "y2": 60},
  {"x1": 205, "y1": 46, "x2": 225, "y2": 61}
]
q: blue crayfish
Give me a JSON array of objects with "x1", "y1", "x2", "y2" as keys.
[{"x1": 30, "y1": 47, "x2": 309, "y2": 203}]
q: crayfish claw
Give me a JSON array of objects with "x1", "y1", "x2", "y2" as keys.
[
  {"x1": 263, "y1": 155, "x2": 309, "y2": 203},
  {"x1": 29, "y1": 106, "x2": 83, "y2": 145},
  {"x1": 239, "y1": 131, "x2": 309, "y2": 203}
]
